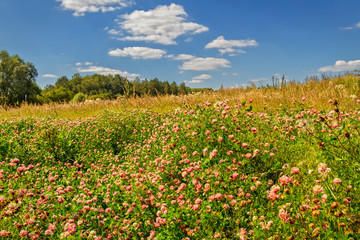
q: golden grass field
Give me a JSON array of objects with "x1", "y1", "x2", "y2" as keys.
[{"x1": 0, "y1": 73, "x2": 359, "y2": 119}]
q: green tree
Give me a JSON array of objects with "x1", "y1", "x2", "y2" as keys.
[
  {"x1": 43, "y1": 87, "x2": 74, "y2": 103},
  {"x1": 170, "y1": 81, "x2": 178, "y2": 95},
  {"x1": 0, "y1": 50, "x2": 40, "y2": 105}
]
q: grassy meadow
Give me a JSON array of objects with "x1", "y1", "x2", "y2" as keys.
[{"x1": 0, "y1": 73, "x2": 360, "y2": 239}]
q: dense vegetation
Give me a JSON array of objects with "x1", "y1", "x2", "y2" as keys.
[
  {"x1": 40, "y1": 74, "x2": 210, "y2": 104},
  {"x1": 0, "y1": 73, "x2": 359, "y2": 239},
  {"x1": 0, "y1": 50, "x2": 211, "y2": 106}
]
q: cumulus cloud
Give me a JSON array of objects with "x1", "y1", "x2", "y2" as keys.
[
  {"x1": 185, "y1": 80, "x2": 203, "y2": 84},
  {"x1": 205, "y1": 36, "x2": 258, "y2": 55},
  {"x1": 180, "y1": 57, "x2": 231, "y2": 71},
  {"x1": 76, "y1": 65, "x2": 139, "y2": 80},
  {"x1": 192, "y1": 74, "x2": 212, "y2": 80},
  {"x1": 357, "y1": 22, "x2": 360, "y2": 28},
  {"x1": 318, "y1": 60, "x2": 360, "y2": 72},
  {"x1": 115, "y1": 3, "x2": 208, "y2": 45},
  {"x1": 109, "y1": 47, "x2": 166, "y2": 59},
  {"x1": 57, "y1": 0, "x2": 132, "y2": 16},
  {"x1": 42, "y1": 74, "x2": 58, "y2": 78},
  {"x1": 75, "y1": 61, "x2": 93, "y2": 66},
  {"x1": 171, "y1": 54, "x2": 195, "y2": 61}
]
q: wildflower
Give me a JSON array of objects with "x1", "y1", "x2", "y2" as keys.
[
  {"x1": 291, "y1": 167, "x2": 299, "y2": 174},
  {"x1": 192, "y1": 204, "x2": 200, "y2": 211},
  {"x1": 0, "y1": 230, "x2": 11, "y2": 237},
  {"x1": 333, "y1": 178, "x2": 341, "y2": 184},
  {"x1": 158, "y1": 185, "x2": 165, "y2": 192},
  {"x1": 20, "y1": 230, "x2": 28, "y2": 237},
  {"x1": 214, "y1": 232, "x2": 221, "y2": 238},
  {"x1": 209, "y1": 149, "x2": 218, "y2": 159},
  {"x1": 321, "y1": 194, "x2": 327, "y2": 203},
  {"x1": 313, "y1": 185, "x2": 324, "y2": 194},
  {"x1": 232, "y1": 172, "x2": 240, "y2": 180},
  {"x1": 279, "y1": 175, "x2": 292, "y2": 186},
  {"x1": 278, "y1": 208, "x2": 290, "y2": 222},
  {"x1": 318, "y1": 163, "x2": 327, "y2": 173}
]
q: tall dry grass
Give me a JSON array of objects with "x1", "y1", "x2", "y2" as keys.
[{"x1": 0, "y1": 73, "x2": 359, "y2": 119}]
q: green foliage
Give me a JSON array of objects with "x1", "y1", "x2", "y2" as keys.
[
  {"x1": 88, "y1": 93, "x2": 113, "y2": 100},
  {"x1": 42, "y1": 74, "x2": 195, "y2": 104},
  {"x1": 43, "y1": 87, "x2": 74, "y2": 103},
  {"x1": 0, "y1": 50, "x2": 40, "y2": 105},
  {"x1": 71, "y1": 92, "x2": 86, "y2": 103}
]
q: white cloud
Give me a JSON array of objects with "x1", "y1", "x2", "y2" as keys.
[
  {"x1": 75, "y1": 62, "x2": 82, "y2": 66},
  {"x1": 109, "y1": 47, "x2": 166, "y2": 59},
  {"x1": 42, "y1": 74, "x2": 58, "y2": 78},
  {"x1": 108, "y1": 29, "x2": 122, "y2": 35},
  {"x1": 339, "y1": 26, "x2": 353, "y2": 30},
  {"x1": 115, "y1": 3, "x2": 208, "y2": 45},
  {"x1": 84, "y1": 61, "x2": 93, "y2": 65},
  {"x1": 185, "y1": 80, "x2": 203, "y2": 84},
  {"x1": 232, "y1": 72, "x2": 239, "y2": 76},
  {"x1": 249, "y1": 77, "x2": 269, "y2": 83},
  {"x1": 205, "y1": 36, "x2": 258, "y2": 55},
  {"x1": 180, "y1": 57, "x2": 231, "y2": 71},
  {"x1": 171, "y1": 54, "x2": 195, "y2": 61},
  {"x1": 192, "y1": 74, "x2": 212, "y2": 80},
  {"x1": 318, "y1": 60, "x2": 360, "y2": 72},
  {"x1": 57, "y1": 0, "x2": 132, "y2": 16},
  {"x1": 76, "y1": 65, "x2": 139, "y2": 80},
  {"x1": 339, "y1": 22, "x2": 360, "y2": 30}
]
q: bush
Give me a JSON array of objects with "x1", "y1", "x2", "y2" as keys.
[
  {"x1": 88, "y1": 93, "x2": 113, "y2": 100},
  {"x1": 71, "y1": 92, "x2": 86, "y2": 103}
]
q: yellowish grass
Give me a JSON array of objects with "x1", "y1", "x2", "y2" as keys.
[{"x1": 0, "y1": 73, "x2": 359, "y2": 119}]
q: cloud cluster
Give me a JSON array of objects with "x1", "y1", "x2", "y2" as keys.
[
  {"x1": 76, "y1": 65, "x2": 139, "y2": 80},
  {"x1": 186, "y1": 74, "x2": 212, "y2": 84},
  {"x1": 205, "y1": 36, "x2": 258, "y2": 55},
  {"x1": 116, "y1": 3, "x2": 208, "y2": 45},
  {"x1": 180, "y1": 57, "x2": 231, "y2": 71},
  {"x1": 57, "y1": 0, "x2": 132, "y2": 16},
  {"x1": 109, "y1": 47, "x2": 166, "y2": 59},
  {"x1": 318, "y1": 60, "x2": 360, "y2": 72}
]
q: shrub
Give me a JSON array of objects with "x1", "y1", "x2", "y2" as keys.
[{"x1": 71, "y1": 92, "x2": 86, "y2": 103}]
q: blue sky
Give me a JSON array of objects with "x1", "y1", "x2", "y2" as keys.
[{"x1": 1, "y1": 0, "x2": 360, "y2": 89}]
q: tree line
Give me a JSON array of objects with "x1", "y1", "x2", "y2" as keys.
[{"x1": 0, "y1": 50, "x2": 212, "y2": 105}]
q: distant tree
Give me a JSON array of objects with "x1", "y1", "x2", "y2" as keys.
[
  {"x1": 179, "y1": 82, "x2": 187, "y2": 94},
  {"x1": 170, "y1": 81, "x2": 178, "y2": 95},
  {"x1": 43, "y1": 87, "x2": 74, "y2": 102},
  {"x1": 163, "y1": 81, "x2": 171, "y2": 95},
  {"x1": 0, "y1": 50, "x2": 40, "y2": 105},
  {"x1": 55, "y1": 76, "x2": 70, "y2": 89}
]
